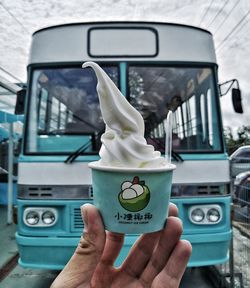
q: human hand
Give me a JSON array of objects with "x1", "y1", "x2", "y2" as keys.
[{"x1": 51, "y1": 203, "x2": 191, "y2": 288}]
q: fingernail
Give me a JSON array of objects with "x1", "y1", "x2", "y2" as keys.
[
  {"x1": 169, "y1": 202, "x2": 177, "y2": 208},
  {"x1": 81, "y1": 204, "x2": 88, "y2": 230}
]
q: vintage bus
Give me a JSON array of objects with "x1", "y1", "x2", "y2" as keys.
[{"x1": 15, "y1": 22, "x2": 242, "y2": 269}]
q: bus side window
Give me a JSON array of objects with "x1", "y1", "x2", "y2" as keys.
[
  {"x1": 49, "y1": 97, "x2": 60, "y2": 131},
  {"x1": 37, "y1": 88, "x2": 49, "y2": 133},
  {"x1": 65, "y1": 109, "x2": 94, "y2": 134},
  {"x1": 199, "y1": 89, "x2": 214, "y2": 150}
]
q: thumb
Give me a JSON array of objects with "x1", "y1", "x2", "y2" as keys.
[{"x1": 51, "y1": 204, "x2": 106, "y2": 288}]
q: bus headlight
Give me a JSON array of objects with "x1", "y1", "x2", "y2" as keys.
[
  {"x1": 207, "y1": 208, "x2": 221, "y2": 223},
  {"x1": 191, "y1": 208, "x2": 204, "y2": 223},
  {"x1": 42, "y1": 210, "x2": 56, "y2": 225},
  {"x1": 26, "y1": 211, "x2": 40, "y2": 225},
  {"x1": 189, "y1": 205, "x2": 222, "y2": 225},
  {"x1": 23, "y1": 207, "x2": 58, "y2": 227}
]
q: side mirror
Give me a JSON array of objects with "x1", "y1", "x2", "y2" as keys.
[
  {"x1": 232, "y1": 88, "x2": 243, "y2": 114},
  {"x1": 219, "y1": 79, "x2": 243, "y2": 114},
  {"x1": 15, "y1": 88, "x2": 26, "y2": 115}
]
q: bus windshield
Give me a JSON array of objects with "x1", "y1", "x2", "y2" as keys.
[
  {"x1": 26, "y1": 65, "x2": 119, "y2": 154},
  {"x1": 25, "y1": 64, "x2": 222, "y2": 155}
]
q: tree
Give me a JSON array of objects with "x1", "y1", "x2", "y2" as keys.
[
  {"x1": 224, "y1": 125, "x2": 250, "y2": 155},
  {"x1": 237, "y1": 125, "x2": 250, "y2": 146}
]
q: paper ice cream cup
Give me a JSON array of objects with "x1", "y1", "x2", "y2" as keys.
[{"x1": 88, "y1": 161, "x2": 176, "y2": 234}]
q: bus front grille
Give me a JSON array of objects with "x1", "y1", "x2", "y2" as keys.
[
  {"x1": 171, "y1": 184, "x2": 227, "y2": 197},
  {"x1": 197, "y1": 185, "x2": 221, "y2": 195},
  {"x1": 72, "y1": 207, "x2": 84, "y2": 232},
  {"x1": 18, "y1": 184, "x2": 93, "y2": 199}
]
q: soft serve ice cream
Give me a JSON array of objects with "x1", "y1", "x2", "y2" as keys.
[
  {"x1": 82, "y1": 61, "x2": 167, "y2": 168},
  {"x1": 84, "y1": 61, "x2": 175, "y2": 233}
]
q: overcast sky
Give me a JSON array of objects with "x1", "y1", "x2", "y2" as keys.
[{"x1": 0, "y1": 0, "x2": 249, "y2": 134}]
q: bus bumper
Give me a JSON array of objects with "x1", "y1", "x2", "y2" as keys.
[{"x1": 16, "y1": 230, "x2": 231, "y2": 270}]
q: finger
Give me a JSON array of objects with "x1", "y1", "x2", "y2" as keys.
[
  {"x1": 76, "y1": 203, "x2": 106, "y2": 257},
  {"x1": 153, "y1": 240, "x2": 192, "y2": 288},
  {"x1": 51, "y1": 204, "x2": 106, "y2": 288},
  {"x1": 168, "y1": 203, "x2": 178, "y2": 217},
  {"x1": 139, "y1": 217, "x2": 183, "y2": 286},
  {"x1": 121, "y1": 203, "x2": 178, "y2": 278},
  {"x1": 121, "y1": 230, "x2": 161, "y2": 277},
  {"x1": 100, "y1": 231, "x2": 125, "y2": 266}
]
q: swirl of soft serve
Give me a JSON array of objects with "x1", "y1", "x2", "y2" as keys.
[{"x1": 82, "y1": 62, "x2": 167, "y2": 168}]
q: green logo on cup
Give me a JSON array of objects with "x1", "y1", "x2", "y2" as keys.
[{"x1": 118, "y1": 176, "x2": 150, "y2": 212}]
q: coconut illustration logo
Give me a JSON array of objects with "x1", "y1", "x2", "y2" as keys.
[{"x1": 118, "y1": 176, "x2": 150, "y2": 212}]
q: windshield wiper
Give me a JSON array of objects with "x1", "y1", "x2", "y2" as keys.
[
  {"x1": 172, "y1": 150, "x2": 184, "y2": 162},
  {"x1": 64, "y1": 140, "x2": 92, "y2": 164},
  {"x1": 65, "y1": 137, "x2": 184, "y2": 164}
]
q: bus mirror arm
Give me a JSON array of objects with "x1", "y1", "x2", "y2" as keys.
[
  {"x1": 219, "y1": 79, "x2": 243, "y2": 114},
  {"x1": 15, "y1": 88, "x2": 27, "y2": 115}
]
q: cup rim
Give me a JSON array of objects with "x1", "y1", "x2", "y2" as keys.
[{"x1": 88, "y1": 161, "x2": 176, "y2": 172}]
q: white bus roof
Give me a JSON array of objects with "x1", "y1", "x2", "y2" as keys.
[{"x1": 29, "y1": 22, "x2": 217, "y2": 65}]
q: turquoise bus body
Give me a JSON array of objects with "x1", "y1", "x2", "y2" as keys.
[{"x1": 15, "y1": 22, "x2": 233, "y2": 269}]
